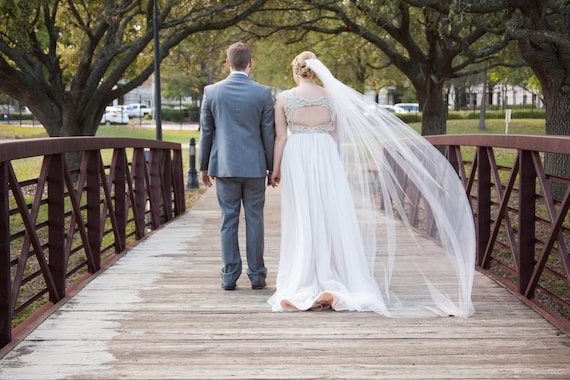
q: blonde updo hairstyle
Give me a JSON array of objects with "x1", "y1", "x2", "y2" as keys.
[{"x1": 291, "y1": 51, "x2": 317, "y2": 80}]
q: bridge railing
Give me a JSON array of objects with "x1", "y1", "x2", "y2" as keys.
[
  {"x1": 0, "y1": 137, "x2": 186, "y2": 349},
  {"x1": 1, "y1": 134, "x2": 568, "y2": 349},
  {"x1": 425, "y1": 134, "x2": 570, "y2": 334}
]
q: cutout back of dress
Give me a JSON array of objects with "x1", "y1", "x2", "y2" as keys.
[{"x1": 284, "y1": 90, "x2": 334, "y2": 134}]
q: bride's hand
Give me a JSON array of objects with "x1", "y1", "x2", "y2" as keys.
[{"x1": 271, "y1": 171, "x2": 280, "y2": 187}]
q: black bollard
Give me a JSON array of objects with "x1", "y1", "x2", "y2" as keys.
[{"x1": 187, "y1": 137, "x2": 199, "y2": 189}]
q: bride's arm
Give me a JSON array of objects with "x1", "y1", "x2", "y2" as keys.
[{"x1": 271, "y1": 94, "x2": 288, "y2": 187}]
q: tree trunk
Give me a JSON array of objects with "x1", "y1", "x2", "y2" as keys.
[
  {"x1": 421, "y1": 79, "x2": 447, "y2": 136},
  {"x1": 516, "y1": 34, "x2": 570, "y2": 200},
  {"x1": 479, "y1": 64, "x2": 488, "y2": 130},
  {"x1": 513, "y1": 2, "x2": 570, "y2": 200},
  {"x1": 36, "y1": 91, "x2": 105, "y2": 137},
  {"x1": 542, "y1": 89, "x2": 570, "y2": 200}
]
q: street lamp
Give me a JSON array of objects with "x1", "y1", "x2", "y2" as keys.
[
  {"x1": 153, "y1": 0, "x2": 162, "y2": 140},
  {"x1": 187, "y1": 138, "x2": 199, "y2": 189}
]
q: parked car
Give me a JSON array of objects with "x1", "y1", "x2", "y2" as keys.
[
  {"x1": 378, "y1": 105, "x2": 398, "y2": 113},
  {"x1": 393, "y1": 103, "x2": 420, "y2": 113},
  {"x1": 126, "y1": 103, "x2": 152, "y2": 118},
  {"x1": 101, "y1": 106, "x2": 129, "y2": 125}
]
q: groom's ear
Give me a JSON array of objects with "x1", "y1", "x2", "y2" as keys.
[{"x1": 226, "y1": 58, "x2": 231, "y2": 69}]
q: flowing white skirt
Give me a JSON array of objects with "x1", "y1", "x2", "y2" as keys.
[
  {"x1": 268, "y1": 59, "x2": 475, "y2": 318},
  {"x1": 268, "y1": 132, "x2": 388, "y2": 313}
]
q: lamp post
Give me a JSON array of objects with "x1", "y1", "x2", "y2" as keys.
[
  {"x1": 153, "y1": 0, "x2": 162, "y2": 141},
  {"x1": 187, "y1": 138, "x2": 199, "y2": 189}
]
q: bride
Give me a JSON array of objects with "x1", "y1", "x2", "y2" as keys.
[{"x1": 267, "y1": 51, "x2": 476, "y2": 318}]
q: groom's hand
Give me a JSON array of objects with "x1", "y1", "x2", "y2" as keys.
[{"x1": 201, "y1": 171, "x2": 214, "y2": 187}]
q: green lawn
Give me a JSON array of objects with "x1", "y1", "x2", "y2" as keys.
[
  {"x1": 0, "y1": 123, "x2": 200, "y2": 144},
  {"x1": 0, "y1": 124, "x2": 48, "y2": 139},
  {"x1": 1, "y1": 116, "x2": 546, "y2": 141},
  {"x1": 95, "y1": 124, "x2": 200, "y2": 144},
  {"x1": 409, "y1": 118, "x2": 546, "y2": 135}
]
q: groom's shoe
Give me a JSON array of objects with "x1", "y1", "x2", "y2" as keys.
[
  {"x1": 221, "y1": 283, "x2": 236, "y2": 291},
  {"x1": 251, "y1": 283, "x2": 266, "y2": 290}
]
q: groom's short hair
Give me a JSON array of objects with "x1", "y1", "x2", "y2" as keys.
[{"x1": 227, "y1": 42, "x2": 252, "y2": 71}]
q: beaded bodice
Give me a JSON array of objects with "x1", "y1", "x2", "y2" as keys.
[{"x1": 284, "y1": 90, "x2": 334, "y2": 134}]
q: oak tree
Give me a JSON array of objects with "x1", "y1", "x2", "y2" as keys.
[{"x1": 0, "y1": 0, "x2": 267, "y2": 137}]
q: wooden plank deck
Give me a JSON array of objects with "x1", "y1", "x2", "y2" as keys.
[{"x1": 1, "y1": 187, "x2": 570, "y2": 379}]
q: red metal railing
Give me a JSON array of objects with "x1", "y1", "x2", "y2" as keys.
[
  {"x1": 1, "y1": 134, "x2": 568, "y2": 349},
  {"x1": 426, "y1": 134, "x2": 570, "y2": 333},
  {"x1": 0, "y1": 137, "x2": 185, "y2": 349}
]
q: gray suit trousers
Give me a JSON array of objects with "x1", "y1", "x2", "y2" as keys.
[{"x1": 215, "y1": 177, "x2": 267, "y2": 287}]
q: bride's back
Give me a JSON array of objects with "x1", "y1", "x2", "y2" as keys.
[{"x1": 289, "y1": 85, "x2": 332, "y2": 128}]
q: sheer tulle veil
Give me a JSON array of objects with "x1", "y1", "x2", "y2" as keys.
[{"x1": 306, "y1": 59, "x2": 476, "y2": 317}]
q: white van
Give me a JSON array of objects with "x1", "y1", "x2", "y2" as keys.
[{"x1": 126, "y1": 103, "x2": 152, "y2": 117}]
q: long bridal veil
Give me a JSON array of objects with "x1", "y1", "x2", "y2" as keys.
[{"x1": 306, "y1": 59, "x2": 476, "y2": 317}]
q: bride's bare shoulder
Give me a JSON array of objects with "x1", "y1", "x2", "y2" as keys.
[{"x1": 294, "y1": 84, "x2": 327, "y2": 100}]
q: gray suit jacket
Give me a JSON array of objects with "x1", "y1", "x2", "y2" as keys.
[{"x1": 199, "y1": 72, "x2": 275, "y2": 178}]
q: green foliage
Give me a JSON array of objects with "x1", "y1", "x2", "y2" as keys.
[
  {"x1": 95, "y1": 125, "x2": 199, "y2": 145},
  {"x1": 0, "y1": 0, "x2": 270, "y2": 137},
  {"x1": 396, "y1": 113, "x2": 422, "y2": 124},
  {"x1": 161, "y1": 107, "x2": 186, "y2": 123},
  {"x1": 186, "y1": 106, "x2": 200, "y2": 122},
  {"x1": 162, "y1": 31, "x2": 229, "y2": 102}
]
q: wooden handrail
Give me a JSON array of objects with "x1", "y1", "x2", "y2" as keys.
[{"x1": 0, "y1": 137, "x2": 186, "y2": 348}]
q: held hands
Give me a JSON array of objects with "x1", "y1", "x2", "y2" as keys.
[
  {"x1": 269, "y1": 171, "x2": 280, "y2": 188},
  {"x1": 201, "y1": 171, "x2": 214, "y2": 187}
]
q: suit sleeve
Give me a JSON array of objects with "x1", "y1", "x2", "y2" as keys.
[
  {"x1": 260, "y1": 88, "x2": 275, "y2": 172},
  {"x1": 198, "y1": 89, "x2": 214, "y2": 172}
]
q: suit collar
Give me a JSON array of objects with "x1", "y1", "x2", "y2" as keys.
[{"x1": 229, "y1": 71, "x2": 249, "y2": 78}]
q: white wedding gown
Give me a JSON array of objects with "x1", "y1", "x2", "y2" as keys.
[
  {"x1": 268, "y1": 90, "x2": 388, "y2": 313},
  {"x1": 268, "y1": 60, "x2": 476, "y2": 318}
]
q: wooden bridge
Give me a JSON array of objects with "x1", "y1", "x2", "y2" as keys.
[
  {"x1": 0, "y1": 135, "x2": 569, "y2": 379},
  {"x1": 1, "y1": 187, "x2": 570, "y2": 379}
]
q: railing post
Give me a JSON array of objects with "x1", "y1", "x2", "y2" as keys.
[
  {"x1": 518, "y1": 150, "x2": 536, "y2": 294},
  {"x1": 85, "y1": 150, "x2": 101, "y2": 272},
  {"x1": 148, "y1": 149, "x2": 161, "y2": 229},
  {"x1": 172, "y1": 149, "x2": 186, "y2": 214},
  {"x1": 187, "y1": 137, "x2": 199, "y2": 189},
  {"x1": 162, "y1": 149, "x2": 173, "y2": 221},
  {"x1": 476, "y1": 147, "x2": 492, "y2": 268},
  {"x1": 132, "y1": 148, "x2": 146, "y2": 238},
  {"x1": 0, "y1": 163, "x2": 11, "y2": 347},
  {"x1": 112, "y1": 149, "x2": 127, "y2": 252},
  {"x1": 48, "y1": 154, "x2": 66, "y2": 302}
]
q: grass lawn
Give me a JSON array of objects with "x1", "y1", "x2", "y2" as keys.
[
  {"x1": 409, "y1": 118, "x2": 546, "y2": 135},
  {"x1": 0, "y1": 123, "x2": 200, "y2": 143},
  {"x1": 95, "y1": 124, "x2": 200, "y2": 144},
  {"x1": 1, "y1": 117, "x2": 546, "y2": 141}
]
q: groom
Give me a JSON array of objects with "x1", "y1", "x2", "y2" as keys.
[{"x1": 198, "y1": 42, "x2": 275, "y2": 291}]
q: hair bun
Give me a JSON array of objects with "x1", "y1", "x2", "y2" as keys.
[{"x1": 292, "y1": 51, "x2": 318, "y2": 79}]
